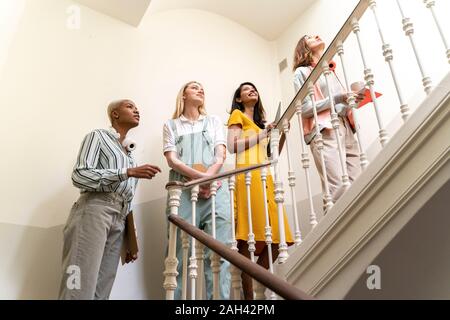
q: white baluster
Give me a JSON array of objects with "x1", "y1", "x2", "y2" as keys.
[
  {"x1": 368, "y1": 0, "x2": 410, "y2": 121},
  {"x1": 210, "y1": 181, "x2": 221, "y2": 300},
  {"x1": 245, "y1": 171, "x2": 256, "y2": 300},
  {"x1": 295, "y1": 102, "x2": 318, "y2": 227},
  {"x1": 163, "y1": 186, "x2": 182, "y2": 300},
  {"x1": 245, "y1": 172, "x2": 256, "y2": 264},
  {"x1": 254, "y1": 281, "x2": 267, "y2": 300},
  {"x1": 307, "y1": 83, "x2": 333, "y2": 212},
  {"x1": 423, "y1": 0, "x2": 450, "y2": 65},
  {"x1": 336, "y1": 42, "x2": 369, "y2": 170},
  {"x1": 228, "y1": 176, "x2": 242, "y2": 300},
  {"x1": 270, "y1": 129, "x2": 289, "y2": 263},
  {"x1": 181, "y1": 231, "x2": 189, "y2": 300},
  {"x1": 281, "y1": 120, "x2": 302, "y2": 245},
  {"x1": 396, "y1": 0, "x2": 433, "y2": 94},
  {"x1": 260, "y1": 167, "x2": 277, "y2": 300},
  {"x1": 322, "y1": 62, "x2": 351, "y2": 188},
  {"x1": 195, "y1": 241, "x2": 205, "y2": 300},
  {"x1": 352, "y1": 19, "x2": 390, "y2": 147},
  {"x1": 189, "y1": 185, "x2": 199, "y2": 300},
  {"x1": 228, "y1": 176, "x2": 238, "y2": 250}
]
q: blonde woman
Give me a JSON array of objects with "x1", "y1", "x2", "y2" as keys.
[{"x1": 163, "y1": 81, "x2": 231, "y2": 300}]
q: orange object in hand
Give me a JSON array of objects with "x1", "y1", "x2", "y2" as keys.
[{"x1": 358, "y1": 89, "x2": 382, "y2": 108}]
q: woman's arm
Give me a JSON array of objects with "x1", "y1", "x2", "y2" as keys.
[
  {"x1": 294, "y1": 68, "x2": 349, "y2": 119},
  {"x1": 227, "y1": 125, "x2": 269, "y2": 154},
  {"x1": 164, "y1": 152, "x2": 207, "y2": 180},
  {"x1": 206, "y1": 144, "x2": 226, "y2": 176}
]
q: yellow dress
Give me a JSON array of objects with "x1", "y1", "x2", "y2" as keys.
[{"x1": 228, "y1": 110, "x2": 293, "y2": 254}]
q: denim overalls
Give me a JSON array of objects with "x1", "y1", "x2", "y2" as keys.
[{"x1": 167, "y1": 116, "x2": 231, "y2": 300}]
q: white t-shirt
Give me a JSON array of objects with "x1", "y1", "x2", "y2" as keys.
[{"x1": 163, "y1": 114, "x2": 227, "y2": 154}]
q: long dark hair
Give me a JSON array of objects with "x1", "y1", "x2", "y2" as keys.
[{"x1": 230, "y1": 82, "x2": 266, "y2": 129}]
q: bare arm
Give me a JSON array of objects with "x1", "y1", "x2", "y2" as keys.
[
  {"x1": 294, "y1": 69, "x2": 366, "y2": 118},
  {"x1": 206, "y1": 144, "x2": 226, "y2": 176},
  {"x1": 227, "y1": 124, "x2": 269, "y2": 154}
]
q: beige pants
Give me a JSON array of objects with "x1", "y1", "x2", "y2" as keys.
[
  {"x1": 310, "y1": 117, "x2": 361, "y2": 209},
  {"x1": 59, "y1": 192, "x2": 128, "y2": 300}
]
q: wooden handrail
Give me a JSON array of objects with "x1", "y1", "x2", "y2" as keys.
[
  {"x1": 168, "y1": 214, "x2": 314, "y2": 300},
  {"x1": 275, "y1": 0, "x2": 369, "y2": 129},
  {"x1": 165, "y1": 162, "x2": 273, "y2": 190}
]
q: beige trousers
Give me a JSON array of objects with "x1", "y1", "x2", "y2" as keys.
[{"x1": 310, "y1": 117, "x2": 361, "y2": 210}]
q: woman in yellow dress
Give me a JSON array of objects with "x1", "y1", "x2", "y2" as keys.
[{"x1": 227, "y1": 82, "x2": 294, "y2": 300}]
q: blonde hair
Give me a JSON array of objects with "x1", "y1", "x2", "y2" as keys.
[
  {"x1": 107, "y1": 99, "x2": 126, "y2": 124},
  {"x1": 172, "y1": 81, "x2": 207, "y2": 119}
]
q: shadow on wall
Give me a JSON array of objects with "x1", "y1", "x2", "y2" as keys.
[
  {"x1": 16, "y1": 186, "x2": 76, "y2": 299},
  {"x1": 0, "y1": 222, "x2": 63, "y2": 299},
  {"x1": 345, "y1": 181, "x2": 450, "y2": 300},
  {"x1": 0, "y1": 185, "x2": 74, "y2": 299},
  {"x1": 1, "y1": 189, "x2": 169, "y2": 299}
]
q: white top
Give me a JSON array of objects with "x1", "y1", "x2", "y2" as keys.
[{"x1": 163, "y1": 114, "x2": 227, "y2": 154}]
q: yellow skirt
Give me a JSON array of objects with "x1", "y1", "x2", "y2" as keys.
[{"x1": 234, "y1": 169, "x2": 294, "y2": 253}]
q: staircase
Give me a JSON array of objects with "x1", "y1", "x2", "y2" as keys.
[
  {"x1": 276, "y1": 72, "x2": 450, "y2": 299},
  {"x1": 163, "y1": 0, "x2": 450, "y2": 300}
]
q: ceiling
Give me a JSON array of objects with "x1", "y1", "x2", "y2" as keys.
[
  {"x1": 73, "y1": 0, "x2": 317, "y2": 40},
  {"x1": 73, "y1": 0, "x2": 151, "y2": 27}
]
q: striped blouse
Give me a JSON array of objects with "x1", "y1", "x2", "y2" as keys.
[{"x1": 71, "y1": 129, "x2": 137, "y2": 204}]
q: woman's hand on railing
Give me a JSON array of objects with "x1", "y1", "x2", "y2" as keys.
[
  {"x1": 198, "y1": 180, "x2": 222, "y2": 199},
  {"x1": 260, "y1": 122, "x2": 276, "y2": 140},
  {"x1": 266, "y1": 122, "x2": 277, "y2": 132},
  {"x1": 199, "y1": 184, "x2": 211, "y2": 199}
]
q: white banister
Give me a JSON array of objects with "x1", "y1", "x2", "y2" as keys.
[
  {"x1": 195, "y1": 241, "x2": 205, "y2": 300},
  {"x1": 368, "y1": 0, "x2": 410, "y2": 122},
  {"x1": 351, "y1": 18, "x2": 389, "y2": 147},
  {"x1": 254, "y1": 281, "x2": 266, "y2": 300},
  {"x1": 295, "y1": 103, "x2": 318, "y2": 227},
  {"x1": 163, "y1": 186, "x2": 182, "y2": 300},
  {"x1": 245, "y1": 171, "x2": 256, "y2": 300},
  {"x1": 282, "y1": 120, "x2": 302, "y2": 245},
  {"x1": 270, "y1": 129, "x2": 289, "y2": 263},
  {"x1": 228, "y1": 176, "x2": 242, "y2": 299},
  {"x1": 245, "y1": 171, "x2": 256, "y2": 264},
  {"x1": 307, "y1": 83, "x2": 334, "y2": 212},
  {"x1": 423, "y1": 0, "x2": 450, "y2": 65},
  {"x1": 336, "y1": 42, "x2": 369, "y2": 170},
  {"x1": 209, "y1": 181, "x2": 220, "y2": 300},
  {"x1": 188, "y1": 186, "x2": 199, "y2": 300},
  {"x1": 322, "y1": 62, "x2": 351, "y2": 188},
  {"x1": 260, "y1": 167, "x2": 277, "y2": 300},
  {"x1": 396, "y1": 0, "x2": 433, "y2": 94},
  {"x1": 181, "y1": 231, "x2": 189, "y2": 300}
]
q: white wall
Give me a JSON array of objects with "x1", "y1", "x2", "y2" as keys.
[
  {"x1": 274, "y1": 0, "x2": 450, "y2": 206},
  {"x1": 0, "y1": 0, "x2": 281, "y2": 300},
  {"x1": 0, "y1": 0, "x2": 280, "y2": 228}
]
